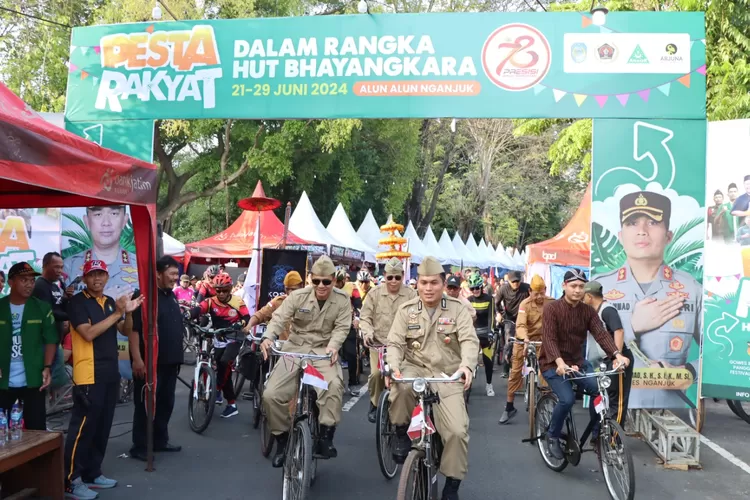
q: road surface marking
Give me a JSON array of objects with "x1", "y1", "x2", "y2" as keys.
[
  {"x1": 343, "y1": 388, "x2": 368, "y2": 412},
  {"x1": 700, "y1": 435, "x2": 750, "y2": 475}
]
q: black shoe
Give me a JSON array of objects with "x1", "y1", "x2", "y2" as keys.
[
  {"x1": 316, "y1": 425, "x2": 338, "y2": 458},
  {"x1": 154, "y1": 442, "x2": 182, "y2": 452},
  {"x1": 441, "y1": 477, "x2": 461, "y2": 500},
  {"x1": 272, "y1": 433, "x2": 289, "y2": 468},
  {"x1": 129, "y1": 448, "x2": 149, "y2": 462},
  {"x1": 392, "y1": 425, "x2": 411, "y2": 464},
  {"x1": 367, "y1": 403, "x2": 377, "y2": 423},
  {"x1": 547, "y1": 436, "x2": 565, "y2": 460}
]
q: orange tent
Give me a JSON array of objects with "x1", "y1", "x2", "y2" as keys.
[{"x1": 527, "y1": 184, "x2": 591, "y2": 268}]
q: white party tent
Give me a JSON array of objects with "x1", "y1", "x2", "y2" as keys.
[
  {"x1": 290, "y1": 191, "x2": 348, "y2": 249},
  {"x1": 465, "y1": 234, "x2": 491, "y2": 268},
  {"x1": 452, "y1": 232, "x2": 479, "y2": 267},
  {"x1": 403, "y1": 221, "x2": 428, "y2": 264},
  {"x1": 478, "y1": 238, "x2": 498, "y2": 267},
  {"x1": 356, "y1": 209, "x2": 383, "y2": 252},
  {"x1": 439, "y1": 229, "x2": 464, "y2": 266},
  {"x1": 496, "y1": 243, "x2": 523, "y2": 271},
  {"x1": 422, "y1": 225, "x2": 459, "y2": 266},
  {"x1": 163, "y1": 233, "x2": 185, "y2": 257},
  {"x1": 327, "y1": 203, "x2": 378, "y2": 262}
]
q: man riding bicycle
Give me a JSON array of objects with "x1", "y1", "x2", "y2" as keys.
[
  {"x1": 495, "y1": 270, "x2": 530, "y2": 378},
  {"x1": 260, "y1": 256, "x2": 350, "y2": 468},
  {"x1": 386, "y1": 256, "x2": 478, "y2": 500},
  {"x1": 194, "y1": 265, "x2": 220, "y2": 303},
  {"x1": 539, "y1": 269, "x2": 630, "y2": 460},
  {"x1": 189, "y1": 273, "x2": 250, "y2": 418},
  {"x1": 360, "y1": 258, "x2": 416, "y2": 422}
]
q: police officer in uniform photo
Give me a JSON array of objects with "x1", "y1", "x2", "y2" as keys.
[
  {"x1": 594, "y1": 191, "x2": 701, "y2": 408},
  {"x1": 64, "y1": 206, "x2": 138, "y2": 296}
]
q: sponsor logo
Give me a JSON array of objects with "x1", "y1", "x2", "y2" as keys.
[
  {"x1": 482, "y1": 23, "x2": 552, "y2": 91},
  {"x1": 627, "y1": 44, "x2": 649, "y2": 64},
  {"x1": 567, "y1": 231, "x2": 589, "y2": 244},
  {"x1": 570, "y1": 43, "x2": 587, "y2": 63},
  {"x1": 596, "y1": 43, "x2": 617, "y2": 62},
  {"x1": 661, "y1": 43, "x2": 684, "y2": 63},
  {"x1": 541, "y1": 251, "x2": 557, "y2": 262},
  {"x1": 101, "y1": 168, "x2": 152, "y2": 195}
]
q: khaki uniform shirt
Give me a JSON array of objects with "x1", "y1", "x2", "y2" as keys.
[
  {"x1": 387, "y1": 296, "x2": 479, "y2": 376},
  {"x1": 360, "y1": 284, "x2": 417, "y2": 345},
  {"x1": 516, "y1": 296, "x2": 554, "y2": 341},
  {"x1": 252, "y1": 296, "x2": 289, "y2": 340},
  {"x1": 595, "y1": 263, "x2": 701, "y2": 408},
  {"x1": 263, "y1": 286, "x2": 352, "y2": 352}
]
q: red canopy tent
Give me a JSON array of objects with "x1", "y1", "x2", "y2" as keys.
[
  {"x1": 185, "y1": 182, "x2": 312, "y2": 261},
  {"x1": 0, "y1": 83, "x2": 160, "y2": 462},
  {"x1": 527, "y1": 183, "x2": 592, "y2": 268}
]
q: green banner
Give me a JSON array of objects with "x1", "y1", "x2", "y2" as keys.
[
  {"x1": 591, "y1": 118, "x2": 706, "y2": 409},
  {"x1": 702, "y1": 119, "x2": 750, "y2": 401},
  {"x1": 64, "y1": 120, "x2": 154, "y2": 162},
  {"x1": 64, "y1": 12, "x2": 705, "y2": 123}
]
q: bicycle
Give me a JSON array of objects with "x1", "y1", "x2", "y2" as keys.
[
  {"x1": 187, "y1": 323, "x2": 243, "y2": 434},
  {"x1": 243, "y1": 329, "x2": 279, "y2": 458},
  {"x1": 179, "y1": 304, "x2": 199, "y2": 365},
  {"x1": 525, "y1": 364, "x2": 635, "y2": 500},
  {"x1": 371, "y1": 344, "x2": 399, "y2": 480},
  {"x1": 508, "y1": 337, "x2": 545, "y2": 440},
  {"x1": 689, "y1": 397, "x2": 750, "y2": 431},
  {"x1": 268, "y1": 344, "x2": 332, "y2": 500},
  {"x1": 392, "y1": 372, "x2": 464, "y2": 500}
]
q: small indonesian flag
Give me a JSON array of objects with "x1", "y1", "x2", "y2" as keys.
[
  {"x1": 593, "y1": 395, "x2": 606, "y2": 414},
  {"x1": 407, "y1": 405, "x2": 435, "y2": 440},
  {"x1": 302, "y1": 364, "x2": 329, "y2": 390}
]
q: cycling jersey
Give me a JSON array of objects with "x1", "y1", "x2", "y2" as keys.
[
  {"x1": 195, "y1": 280, "x2": 216, "y2": 303},
  {"x1": 468, "y1": 292, "x2": 494, "y2": 333},
  {"x1": 191, "y1": 295, "x2": 250, "y2": 348}
]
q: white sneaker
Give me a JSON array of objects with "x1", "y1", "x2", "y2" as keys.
[{"x1": 486, "y1": 384, "x2": 495, "y2": 397}]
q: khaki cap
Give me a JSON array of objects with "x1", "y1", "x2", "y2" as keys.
[
  {"x1": 311, "y1": 255, "x2": 336, "y2": 276},
  {"x1": 417, "y1": 256, "x2": 444, "y2": 276},
  {"x1": 530, "y1": 274, "x2": 546, "y2": 291},
  {"x1": 384, "y1": 258, "x2": 404, "y2": 275}
]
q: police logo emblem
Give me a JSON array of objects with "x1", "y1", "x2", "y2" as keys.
[
  {"x1": 571, "y1": 43, "x2": 587, "y2": 63},
  {"x1": 596, "y1": 43, "x2": 616, "y2": 62},
  {"x1": 669, "y1": 336, "x2": 683, "y2": 352},
  {"x1": 669, "y1": 281, "x2": 685, "y2": 290},
  {"x1": 604, "y1": 289, "x2": 625, "y2": 301}
]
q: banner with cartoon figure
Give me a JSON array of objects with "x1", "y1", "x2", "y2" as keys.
[
  {"x1": 591, "y1": 119, "x2": 706, "y2": 409},
  {"x1": 0, "y1": 209, "x2": 62, "y2": 297},
  {"x1": 702, "y1": 119, "x2": 750, "y2": 401}
]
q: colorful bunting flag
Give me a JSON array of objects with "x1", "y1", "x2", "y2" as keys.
[
  {"x1": 573, "y1": 94, "x2": 587, "y2": 106},
  {"x1": 146, "y1": 24, "x2": 155, "y2": 34},
  {"x1": 81, "y1": 47, "x2": 88, "y2": 55},
  {"x1": 93, "y1": 76, "x2": 99, "y2": 85},
  {"x1": 599, "y1": 26, "x2": 612, "y2": 33},
  {"x1": 716, "y1": 276, "x2": 722, "y2": 282},
  {"x1": 615, "y1": 94, "x2": 630, "y2": 106},
  {"x1": 93, "y1": 46, "x2": 101, "y2": 54},
  {"x1": 67, "y1": 62, "x2": 78, "y2": 72},
  {"x1": 581, "y1": 16, "x2": 593, "y2": 28},
  {"x1": 552, "y1": 89, "x2": 566, "y2": 102},
  {"x1": 657, "y1": 83, "x2": 671, "y2": 96},
  {"x1": 69, "y1": 45, "x2": 77, "y2": 54},
  {"x1": 533, "y1": 85, "x2": 545, "y2": 95},
  {"x1": 697, "y1": 65, "x2": 706, "y2": 75},
  {"x1": 637, "y1": 89, "x2": 650, "y2": 102},
  {"x1": 678, "y1": 74, "x2": 691, "y2": 88},
  {"x1": 594, "y1": 95, "x2": 608, "y2": 108},
  {"x1": 81, "y1": 70, "x2": 89, "y2": 80}
]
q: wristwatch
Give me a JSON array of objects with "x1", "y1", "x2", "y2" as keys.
[{"x1": 611, "y1": 350, "x2": 621, "y2": 357}]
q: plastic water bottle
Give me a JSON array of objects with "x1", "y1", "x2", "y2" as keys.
[
  {"x1": 0, "y1": 410, "x2": 7, "y2": 445},
  {"x1": 10, "y1": 402, "x2": 22, "y2": 440}
]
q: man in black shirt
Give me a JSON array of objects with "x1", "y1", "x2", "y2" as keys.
[
  {"x1": 583, "y1": 281, "x2": 635, "y2": 430},
  {"x1": 130, "y1": 256, "x2": 184, "y2": 461},
  {"x1": 494, "y1": 270, "x2": 530, "y2": 377},
  {"x1": 33, "y1": 252, "x2": 73, "y2": 337}
]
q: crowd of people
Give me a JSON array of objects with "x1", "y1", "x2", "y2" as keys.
[{"x1": 0, "y1": 245, "x2": 634, "y2": 500}]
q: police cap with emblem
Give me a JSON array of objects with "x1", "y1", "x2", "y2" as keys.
[
  {"x1": 620, "y1": 191, "x2": 671, "y2": 228},
  {"x1": 384, "y1": 258, "x2": 404, "y2": 276},
  {"x1": 311, "y1": 255, "x2": 336, "y2": 276},
  {"x1": 417, "y1": 256, "x2": 444, "y2": 277}
]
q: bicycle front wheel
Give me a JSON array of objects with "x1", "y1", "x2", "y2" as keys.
[
  {"x1": 260, "y1": 406, "x2": 273, "y2": 457},
  {"x1": 599, "y1": 420, "x2": 635, "y2": 500},
  {"x1": 535, "y1": 393, "x2": 568, "y2": 472},
  {"x1": 731, "y1": 400, "x2": 750, "y2": 425},
  {"x1": 527, "y1": 371, "x2": 537, "y2": 442},
  {"x1": 376, "y1": 390, "x2": 399, "y2": 479},
  {"x1": 282, "y1": 420, "x2": 313, "y2": 500},
  {"x1": 396, "y1": 449, "x2": 429, "y2": 500},
  {"x1": 188, "y1": 364, "x2": 217, "y2": 434}
]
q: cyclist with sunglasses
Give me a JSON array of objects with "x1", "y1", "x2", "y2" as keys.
[
  {"x1": 360, "y1": 258, "x2": 416, "y2": 422},
  {"x1": 466, "y1": 272, "x2": 497, "y2": 397},
  {"x1": 260, "y1": 256, "x2": 351, "y2": 467},
  {"x1": 445, "y1": 276, "x2": 477, "y2": 320},
  {"x1": 190, "y1": 273, "x2": 251, "y2": 418}
]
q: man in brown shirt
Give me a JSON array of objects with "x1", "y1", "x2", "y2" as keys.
[
  {"x1": 539, "y1": 269, "x2": 630, "y2": 460},
  {"x1": 499, "y1": 274, "x2": 553, "y2": 424}
]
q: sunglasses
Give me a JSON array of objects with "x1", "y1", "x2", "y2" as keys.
[
  {"x1": 446, "y1": 286, "x2": 459, "y2": 291},
  {"x1": 215, "y1": 287, "x2": 232, "y2": 293},
  {"x1": 312, "y1": 279, "x2": 333, "y2": 287},
  {"x1": 386, "y1": 275, "x2": 402, "y2": 281},
  {"x1": 470, "y1": 286, "x2": 482, "y2": 291}
]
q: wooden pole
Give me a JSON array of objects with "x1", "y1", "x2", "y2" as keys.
[{"x1": 281, "y1": 201, "x2": 291, "y2": 249}]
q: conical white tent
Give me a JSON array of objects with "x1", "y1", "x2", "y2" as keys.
[
  {"x1": 478, "y1": 238, "x2": 497, "y2": 266},
  {"x1": 163, "y1": 233, "x2": 185, "y2": 257},
  {"x1": 465, "y1": 234, "x2": 490, "y2": 268},
  {"x1": 495, "y1": 243, "x2": 522, "y2": 271},
  {"x1": 452, "y1": 232, "x2": 478, "y2": 267},
  {"x1": 439, "y1": 229, "x2": 464, "y2": 265},
  {"x1": 327, "y1": 203, "x2": 378, "y2": 262},
  {"x1": 403, "y1": 221, "x2": 428, "y2": 264},
  {"x1": 422, "y1": 225, "x2": 458, "y2": 266},
  {"x1": 290, "y1": 191, "x2": 347, "y2": 248},
  {"x1": 356, "y1": 209, "x2": 383, "y2": 252}
]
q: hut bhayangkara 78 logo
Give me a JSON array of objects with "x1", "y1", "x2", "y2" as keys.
[{"x1": 481, "y1": 23, "x2": 551, "y2": 92}]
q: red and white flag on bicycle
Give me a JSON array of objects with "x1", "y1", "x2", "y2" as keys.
[
  {"x1": 302, "y1": 364, "x2": 329, "y2": 390},
  {"x1": 593, "y1": 395, "x2": 606, "y2": 414},
  {"x1": 407, "y1": 405, "x2": 435, "y2": 440}
]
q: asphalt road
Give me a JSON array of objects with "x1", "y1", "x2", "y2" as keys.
[{"x1": 50, "y1": 369, "x2": 750, "y2": 500}]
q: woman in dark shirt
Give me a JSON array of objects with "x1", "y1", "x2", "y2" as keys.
[{"x1": 467, "y1": 273, "x2": 496, "y2": 397}]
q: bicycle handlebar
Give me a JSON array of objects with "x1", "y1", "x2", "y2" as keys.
[
  {"x1": 564, "y1": 367, "x2": 623, "y2": 380},
  {"x1": 269, "y1": 345, "x2": 332, "y2": 360},
  {"x1": 192, "y1": 324, "x2": 243, "y2": 337},
  {"x1": 392, "y1": 372, "x2": 464, "y2": 383},
  {"x1": 508, "y1": 337, "x2": 542, "y2": 346}
]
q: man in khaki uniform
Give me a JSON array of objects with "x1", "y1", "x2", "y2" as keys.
[
  {"x1": 499, "y1": 274, "x2": 554, "y2": 424},
  {"x1": 260, "y1": 256, "x2": 351, "y2": 468},
  {"x1": 386, "y1": 256, "x2": 478, "y2": 500},
  {"x1": 360, "y1": 258, "x2": 416, "y2": 423}
]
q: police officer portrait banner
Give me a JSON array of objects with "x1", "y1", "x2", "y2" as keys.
[
  {"x1": 702, "y1": 119, "x2": 750, "y2": 401},
  {"x1": 591, "y1": 118, "x2": 706, "y2": 410}
]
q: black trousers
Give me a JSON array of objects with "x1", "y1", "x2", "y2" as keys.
[
  {"x1": 214, "y1": 342, "x2": 241, "y2": 402},
  {"x1": 64, "y1": 381, "x2": 118, "y2": 484},
  {"x1": 0, "y1": 387, "x2": 47, "y2": 430},
  {"x1": 342, "y1": 328, "x2": 359, "y2": 385},
  {"x1": 478, "y1": 337, "x2": 494, "y2": 384},
  {"x1": 132, "y1": 364, "x2": 179, "y2": 451}
]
